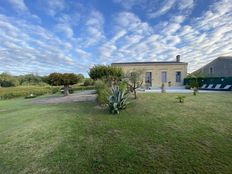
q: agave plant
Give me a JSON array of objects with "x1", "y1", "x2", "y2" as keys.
[{"x1": 108, "y1": 86, "x2": 129, "y2": 114}]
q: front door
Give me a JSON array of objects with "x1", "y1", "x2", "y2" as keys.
[{"x1": 145, "y1": 72, "x2": 152, "y2": 87}]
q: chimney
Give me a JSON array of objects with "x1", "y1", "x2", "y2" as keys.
[{"x1": 176, "y1": 55, "x2": 180, "y2": 62}]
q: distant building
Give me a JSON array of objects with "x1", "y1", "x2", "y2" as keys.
[
  {"x1": 193, "y1": 56, "x2": 232, "y2": 77},
  {"x1": 112, "y1": 55, "x2": 188, "y2": 87}
]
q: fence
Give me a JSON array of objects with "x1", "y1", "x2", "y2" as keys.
[{"x1": 184, "y1": 77, "x2": 232, "y2": 88}]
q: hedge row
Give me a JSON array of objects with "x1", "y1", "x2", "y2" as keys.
[{"x1": 184, "y1": 77, "x2": 232, "y2": 88}]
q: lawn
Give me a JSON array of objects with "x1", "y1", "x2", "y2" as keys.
[{"x1": 0, "y1": 93, "x2": 232, "y2": 173}]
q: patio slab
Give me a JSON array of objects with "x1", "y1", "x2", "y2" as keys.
[{"x1": 137, "y1": 86, "x2": 230, "y2": 93}]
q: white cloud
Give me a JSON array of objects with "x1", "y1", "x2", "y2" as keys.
[
  {"x1": 0, "y1": 14, "x2": 79, "y2": 75},
  {"x1": 98, "y1": 1, "x2": 232, "y2": 73},
  {"x1": 55, "y1": 23, "x2": 74, "y2": 38},
  {"x1": 147, "y1": 0, "x2": 176, "y2": 18},
  {"x1": 113, "y1": 0, "x2": 145, "y2": 10},
  {"x1": 82, "y1": 10, "x2": 105, "y2": 46},
  {"x1": 115, "y1": 12, "x2": 152, "y2": 35},
  {"x1": 47, "y1": 0, "x2": 65, "y2": 16},
  {"x1": 178, "y1": 0, "x2": 195, "y2": 10},
  {"x1": 75, "y1": 48, "x2": 91, "y2": 59},
  {"x1": 7, "y1": 0, "x2": 28, "y2": 12},
  {"x1": 1, "y1": 0, "x2": 232, "y2": 75},
  {"x1": 147, "y1": 0, "x2": 195, "y2": 19}
]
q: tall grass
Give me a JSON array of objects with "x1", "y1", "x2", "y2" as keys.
[{"x1": 0, "y1": 86, "x2": 59, "y2": 100}]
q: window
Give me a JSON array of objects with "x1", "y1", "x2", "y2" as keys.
[
  {"x1": 161, "y1": 72, "x2": 167, "y2": 83},
  {"x1": 176, "y1": 71, "x2": 181, "y2": 82},
  {"x1": 210, "y1": 67, "x2": 213, "y2": 75},
  {"x1": 145, "y1": 72, "x2": 152, "y2": 84}
]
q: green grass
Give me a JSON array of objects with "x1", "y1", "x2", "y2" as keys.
[{"x1": 0, "y1": 93, "x2": 232, "y2": 173}]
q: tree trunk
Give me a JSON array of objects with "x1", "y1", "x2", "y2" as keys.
[
  {"x1": 64, "y1": 85, "x2": 69, "y2": 96},
  {"x1": 133, "y1": 88, "x2": 137, "y2": 99},
  {"x1": 133, "y1": 83, "x2": 137, "y2": 99}
]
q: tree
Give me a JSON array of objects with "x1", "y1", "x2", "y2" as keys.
[
  {"x1": 47, "y1": 73, "x2": 79, "y2": 96},
  {"x1": 89, "y1": 65, "x2": 123, "y2": 84},
  {"x1": 19, "y1": 74, "x2": 43, "y2": 85},
  {"x1": 124, "y1": 70, "x2": 143, "y2": 99},
  {"x1": 76, "y1": 74, "x2": 84, "y2": 83},
  {"x1": 0, "y1": 73, "x2": 19, "y2": 87}
]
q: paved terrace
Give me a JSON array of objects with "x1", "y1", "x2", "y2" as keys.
[{"x1": 137, "y1": 86, "x2": 230, "y2": 93}]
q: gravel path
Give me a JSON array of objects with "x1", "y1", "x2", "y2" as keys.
[{"x1": 32, "y1": 90, "x2": 96, "y2": 104}]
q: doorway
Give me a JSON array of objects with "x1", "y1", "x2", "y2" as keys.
[{"x1": 145, "y1": 72, "x2": 152, "y2": 87}]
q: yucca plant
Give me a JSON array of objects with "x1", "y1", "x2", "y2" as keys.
[{"x1": 108, "y1": 86, "x2": 129, "y2": 114}]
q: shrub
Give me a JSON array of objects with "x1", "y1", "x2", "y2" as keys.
[
  {"x1": 72, "y1": 85, "x2": 95, "y2": 91},
  {"x1": 185, "y1": 85, "x2": 191, "y2": 89},
  {"x1": 161, "y1": 83, "x2": 166, "y2": 93},
  {"x1": 118, "y1": 81, "x2": 128, "y2": 91},
  {"x1": 84, "y1": 78, "x2": 94, "y2": 86},
  {"x1": 95, "y1": 80, "x2": 111, "y2": 105},
  {"x1": 193, "y1": 87, "x2": 198, "y2": 96},
  {"x1": 176, "y1": 96, "x2": 186, "y2": 103},
  {"x1": 108, "y1": 86, "x2": 129, "y2": 114},
  {"x1": 51, "y1": 87, "x2": 60, "y2": 94}
]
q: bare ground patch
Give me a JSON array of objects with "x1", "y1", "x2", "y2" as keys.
[{"x1": 32, "y1": 90, "x2": 96, "y2": 104}]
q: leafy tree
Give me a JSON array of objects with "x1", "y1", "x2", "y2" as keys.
[
  {"x1": 84, "y1": 78, "x2": 94, "y2": 86},
  {"x1": 124, "y1": 70, "x2": 143, "y2": 99},
  {"x1": 47, "y1": 73, "x2": 79, "y2": 96},
  {"x1": 76, "y1": 74, "x2": 84, "y2": 83},
  {"x1": 0, "y1": 73, "x2": 19, "y2": 87},
  {"x1": 19, "y1": 74, "x2": 43, "y2": 85},
  {"x1": 89, "y1": 65, "x2": 123, "y2": 84}
]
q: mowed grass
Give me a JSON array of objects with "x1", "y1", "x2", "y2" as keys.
[{"x1": 0, "y1": 93, "x2": 232, "y2": 173}]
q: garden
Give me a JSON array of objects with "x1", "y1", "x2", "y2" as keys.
[{"x1": 0, "y1": 69, "x2": 232, "y2": 173}]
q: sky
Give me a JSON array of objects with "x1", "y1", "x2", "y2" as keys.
[{"x1": 0, "y1": 0, "x2": 232, "y2": 76}]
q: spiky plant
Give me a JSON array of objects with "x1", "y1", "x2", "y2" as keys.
[{"x1": 108, "y1": 86, "x2": 129, "y2": 114}]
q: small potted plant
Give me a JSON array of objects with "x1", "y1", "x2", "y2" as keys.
[{"x1": 168, "y1": 81, "x2": 172, "y2": 87}]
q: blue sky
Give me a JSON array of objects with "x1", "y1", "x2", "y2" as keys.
[{"x1": 0, "y1": 0, "x2": 231, "y2": 76}]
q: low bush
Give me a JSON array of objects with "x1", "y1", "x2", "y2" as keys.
[
  {"x1": 193, "y1": 87, "x2": 198, "y2": 96},
  {"x1": 118, "y1": 81, "x2": 128, "y2": 91},
  {"x1": 176, "y1": 96, "x2": 186, "y2": 103},
  {"x1": 72, "y1": 85, "x2": 95, "y2": 91},
  {"x1": 108, "y1": 86, "x2": 129, "y2": 114},
  {"x1": 83, "y1": 78, "x2": 94, "y2": 86},
  {"x1": 51, "y1": 87, "x2": 60, "y2": 94},
  {"x1": 161, "y1": 83, "x2": 166, "y2": 93},
  {"x1": 95, "y1": 80, "x2": 111, "y2": 105}
]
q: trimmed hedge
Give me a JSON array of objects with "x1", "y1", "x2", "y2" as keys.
[{"x1": 184, "y1": 77, "x2": 232, "y2": 88}]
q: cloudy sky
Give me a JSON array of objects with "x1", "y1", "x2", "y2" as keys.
[{"x1": 0, "y1": 0, "x2": 232, "y2": 76}]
